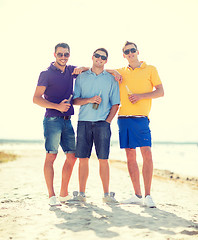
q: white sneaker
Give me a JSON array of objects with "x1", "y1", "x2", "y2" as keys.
[
  {"x1": 59, "y1": 195, "x2": 72, "y2": 203},
  {"x1": 144, "y1": 195, "x2": 156, "y2": 208},
  {"x1": 49, "y1": 196, "x2": 62, "y2": 206},
  {"x1": 121, "y1": 195, "x2": 143, "y2": 205},
  {"x1": 72, "y1": 191, "x2": 86, "y2": 202},
  {"x1": 103, "y1": 192, "x2": 119, "y2": 204}
]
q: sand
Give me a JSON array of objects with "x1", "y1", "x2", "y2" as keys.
[{"x1": 0, "y1": 149, "x2": 198, "y2": 240}]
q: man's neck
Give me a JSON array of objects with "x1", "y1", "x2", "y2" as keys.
[
  {"x1": 91, "y1": 66, "x2": 104, "y2": 75},
  {"x1": 128, "y1": 60, "x2": 142, "y2": 70},
  {"x1": 54, "y1": 62, "x2": 66, "y2": 72}
]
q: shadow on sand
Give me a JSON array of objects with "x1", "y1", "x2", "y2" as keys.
[{"x1": 50, "y1": 201, "x2": 198, "y2": 238}]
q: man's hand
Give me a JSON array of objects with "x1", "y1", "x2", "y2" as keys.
[
  {"x1": 57, "y1": 99, "x2": 71, "y2": 112},
  {"x1": 128, "y1": 94, "x2": 142, "y2": 104},
  {"x1": 89, "y1": 95, "x2": 102, "y2": 104},
  {"x1": 113, "y1": 71, "x2": 122, "y2": 83},
  {"x1": 105, "y1": 69, "x2": 122, "y2": 82},
  {"x1": 72, "y1": 67, "x2": 89, "y2": 75}
]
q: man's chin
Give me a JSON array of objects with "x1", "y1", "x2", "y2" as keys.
[{"x1": 57, "y1": 61, "x2": 67, "y2": 67}]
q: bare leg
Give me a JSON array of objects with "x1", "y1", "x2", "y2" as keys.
[
  {"x1": 125, "y1": 148, "x2": 142, "y2": 196},
  {"x1": 98, "y1": 159, "x2": 109, "y2": 193},
  {"x1": 60, "y1": 153, "x2": 77, "y2": 197},
  {"x1": 140, "y1": 146, "x2": 153, "y2": 196},
  {"x1": 79, "y1": 158, "x2": 89, "y2": 193},
  {"x1": 44, "y1": 153, "x2": 57, "y2": 198}
]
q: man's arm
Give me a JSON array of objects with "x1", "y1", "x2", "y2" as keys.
[
  {"x1": 129, "y1": 84, "x2": 164, "y2": 104},
  {"x1": 33, "y1": 86, "x2": 71, "y2": 112},
  {"x1": 73, "y1": 95, "x2": 102, "y2": 106},
  {"x1": 72, "y1": 67, "x2": 89, "y2": 75},
  {"x1": 105, "y1": 104, "x2": 119, "y2": 123},
  {"x1": 105, "y1": 69, "x2": 122, "y2": 82}
]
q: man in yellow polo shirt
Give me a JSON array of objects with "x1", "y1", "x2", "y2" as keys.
[{"x1": 108, "y1": 41, "x2": 164, "y2": 207}]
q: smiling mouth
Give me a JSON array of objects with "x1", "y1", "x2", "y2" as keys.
[{"x1": 60, "y1": 59, "x2": 67, "y2": 63}]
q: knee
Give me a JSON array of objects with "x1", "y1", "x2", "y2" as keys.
[
  {"x1": 99, "y1": 159, "x2": 109, "y2": 167},
  {"x1": 67, "y1": 153, "x2": 77, "y2": 162},
  {"x1": 141, "y1": 147, "x2": 152, "y2": 162},
  {"x1": 45, "y1": 154, "x2": 57, "y2": 164},
  {"x1": 79, "y1": 158, "x2": 89, "y2": 167},
  {"x1": 66, "y1": 154, "x2": 77, "y2": 167}
]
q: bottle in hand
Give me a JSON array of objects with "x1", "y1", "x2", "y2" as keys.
[
  {"x1": 92, "y1": 91, "x2": 101, "y2": 110},
  {"x1": 125, "y1": 85, "x2": 133, "y2": 97},
  {"x1": 93, "y1": 102, "x2": 99, "y2": 110}
]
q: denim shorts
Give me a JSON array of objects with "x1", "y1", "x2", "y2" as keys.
[
  {"x1": 75, "y1": 121, "x2": 111, "y2": 159},
  {"x1": 117, "y1": 117, "x2": 152, "y2": 149},
  {"x1": 43, "y1": 117, "x2": 76, "y2": 154}
]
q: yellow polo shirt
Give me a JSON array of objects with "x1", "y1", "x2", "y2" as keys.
[{"x1": 117, "y1": 62, "x2": 162, "y2": 116}]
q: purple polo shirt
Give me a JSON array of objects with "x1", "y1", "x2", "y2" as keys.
[{"x1": 37, "y1": 62, "x2": 77, "y2": 117}]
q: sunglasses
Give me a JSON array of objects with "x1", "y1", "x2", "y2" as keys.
[
  {"x1": 56, "y1": 52, "x2": 70, "y2": 58},
  {"x1": 123, "y1": 48, "x2": 137, "y2": 55},
  {"x1": 94, "y1": 53, "x2": 107, "y2": 60}
]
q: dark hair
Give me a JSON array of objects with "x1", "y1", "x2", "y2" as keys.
[
  {"x1": 93, "y1": 48, "x2": 108, "y2": 58},
  {"x1": 55, "y1": 43, "x2": 70, "y2": 53},
  {"x1": 122, "y1": 41, "x2": 137, "y2": 52}
]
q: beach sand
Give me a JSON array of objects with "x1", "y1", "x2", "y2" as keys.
[{"x1": 0, "y1": 149, "x2": 198, "y2": 240}]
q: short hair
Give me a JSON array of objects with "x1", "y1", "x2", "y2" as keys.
[
  {"x1": 122, "y1": 41, "x2": 137, "y2": 52},
  {"x1": 93, "y1": 48, "x2": 108, "y2": 58},
  {"x1": 55, "y1": 43, "x2": 70, "y2": 53}
]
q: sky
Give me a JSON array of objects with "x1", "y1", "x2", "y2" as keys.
[{"x1": 0, "y1": 0, "x2": 198, "y2": 142}]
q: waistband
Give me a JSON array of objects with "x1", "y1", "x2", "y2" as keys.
[
  {"x1": 45, "y1": 116, "x2": 71, "y2": 120},
  {"x1": 60, "y1": 116, "x2": 71, "y2": 120},
  {"x1": 118, "y1": 115, "x2": 147, "y2": 119}
]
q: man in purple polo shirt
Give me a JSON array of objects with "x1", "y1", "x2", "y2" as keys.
[{"x1": 33, "y1": 43, "x2": 87, "y2": 206}]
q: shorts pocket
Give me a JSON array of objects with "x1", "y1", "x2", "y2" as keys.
[{"x1": 47, "y1": 117, "x2": 58, "y2": 121}]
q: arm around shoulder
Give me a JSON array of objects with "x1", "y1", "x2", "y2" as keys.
[{"x1": 105, "y1": 69, "x2": 122, "y2": 82}]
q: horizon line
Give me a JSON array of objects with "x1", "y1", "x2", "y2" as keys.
[{"x1": 0, "y1": 138, "x2": 198, "y2": 145}]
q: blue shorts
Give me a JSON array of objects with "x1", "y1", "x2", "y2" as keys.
[
  {"x1": 43, "y1": 117, "x2": 76, "y2": 154},
  {"x1": 75, "y1": 121, "x2": 111, "y2": 159},
  {"x1": 117, "y1": 117, "x2": 152, "y2": 149}
]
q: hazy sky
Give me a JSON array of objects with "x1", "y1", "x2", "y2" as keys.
[{"x1": 0, "y1": 0, "x2": 198, "y2": 142}]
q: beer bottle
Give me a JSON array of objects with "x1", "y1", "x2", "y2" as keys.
[{"x1": 93, "y1": 91, "x2": 101, "y2": 110}]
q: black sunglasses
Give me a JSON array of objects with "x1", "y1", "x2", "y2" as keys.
[
  {"x1": 94, "y1": 53, "x2": 107, "y2": 60},
  {"x1": 57, "y1": 52, "x2": 70, "y2": 58},
  {"x1": 123, "y1": 48, "x2": 137, "y2": 55}
]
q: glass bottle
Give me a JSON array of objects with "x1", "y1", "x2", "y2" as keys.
[
  {"x1": 125, "y1": 85, "x2": 133, "y2": 96},
  {"x1": 66, "y1": 94, "x2": 73, "y2": 103},
  {"x1": 93, "y1": 91, "x2": 101, "y2": 110}
]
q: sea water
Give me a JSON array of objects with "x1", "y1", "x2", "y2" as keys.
[
  {"x1": 109, "y1": 140, "x2": 198, "y2": 178},
  {"x1": 0, "y1": 139, "x2": 197, "y2": 178}
]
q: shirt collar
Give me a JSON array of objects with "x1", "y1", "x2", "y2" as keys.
[
  {"x1": 127, "y1": 61, "x2": 146, "y2": 70},
  {"x1": 87, "y1": 68, "x2": 107, "y2": 76},
  {"x1": 50, "y1": 62, "x2": 67, "y2": 72}
]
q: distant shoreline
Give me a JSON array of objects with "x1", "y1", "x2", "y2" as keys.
[
  {"x1": 1, "y1": 139, "x2": 197, "y2": 186},
  {"x1": 0, "y1": 138, "x2": 198, "y2": 145},
  {"x1": 108, "y1": 158, "x2": 198, "y2": 189}
]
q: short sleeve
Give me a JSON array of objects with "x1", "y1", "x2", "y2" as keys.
[
  {"x1": 151, "y1": 66, "x2": 162, "y2": 86},
  {"x1": 73, "y1": 75, "x2": 81, "y2": 99},
  {"x1": 109, "y1": 77, "x2": 120, "y2": 105},
  {"x1": 37, "y1": 71, "x2": 48, "y2": 87}
]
